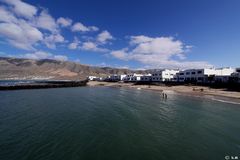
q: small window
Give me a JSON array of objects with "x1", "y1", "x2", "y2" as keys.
[
  {"x1": 191, "y1": 72, "x2": 196, "y2": 74},
  {"x1": 186, "y1": 72, "x2": 190, "y2": 75}
]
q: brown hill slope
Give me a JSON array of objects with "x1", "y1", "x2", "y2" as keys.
[{"x1": 0, "y1": 57, "x2": 147, "y2": 80}]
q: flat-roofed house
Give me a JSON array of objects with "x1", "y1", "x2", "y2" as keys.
[
  {"x1": 109, "y1": 74, "x2": 119, "y2": 81},
  {"x1": 119, "y1": 74, "x2": 127, "y2": 81},
  {"x1": 109, "y1": 74, "x2": 127, "y2": 81},
  {"x1": 123, "y1": 73, "x2": 143, "y2": 82},
  {"x1": 151, "y1": 69, "x2": 179, "y2": 82},
  {"x1": 88, "y1": 76, "x2": 97, "y2": 81},
  {"x1": 131, "y1": 74, "x2": 143, "y2": 82},
  {"x1": 140, "y1": 74, "x2": 152, "y2": 82},
  {"x1": 177, "y1": 68, "x2": 235, "y2": 83}
]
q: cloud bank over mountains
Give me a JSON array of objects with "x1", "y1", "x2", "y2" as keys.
[{"x1": 0, "y1": 0, "x2": 212, "y2": 69}]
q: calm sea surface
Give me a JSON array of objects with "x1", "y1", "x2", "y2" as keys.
[{"x1": 0, "y1": 87, "x2": 240, "y2": 160}]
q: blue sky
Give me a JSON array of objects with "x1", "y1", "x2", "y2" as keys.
[{"x1": 0, "y1": 0, "x2": 240, "y2": 69}]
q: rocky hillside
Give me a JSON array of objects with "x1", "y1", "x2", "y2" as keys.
[{"x1": 0, "y1": 57, "x2": 147, "y2": 80}]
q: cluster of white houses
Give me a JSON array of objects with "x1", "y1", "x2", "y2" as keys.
[{"x1": 88, "y1": 67, "x2": 240, "y2": 84}]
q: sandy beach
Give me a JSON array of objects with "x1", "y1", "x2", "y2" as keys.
[{"x1": 87, "y1": 81, "x2": 240, "y2": 104}]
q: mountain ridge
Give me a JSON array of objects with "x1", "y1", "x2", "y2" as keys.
[{"x1": 0, "y1": 57, "x2": 149, "y2": 80}]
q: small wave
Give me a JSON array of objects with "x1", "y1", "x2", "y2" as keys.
[{"x1": 211, "y1": 98, "x2": 240, "y2": 105}]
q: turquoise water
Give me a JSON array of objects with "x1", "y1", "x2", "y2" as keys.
[{"x1": 0, "y1": 87, "x2": 240, "y2": 160}]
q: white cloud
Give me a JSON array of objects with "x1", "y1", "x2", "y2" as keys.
[
  {"x1": 43, "y1": 33, "x2": 65, "y2": 49},
  {"x1": 68, "y1": 35, "x2": 110, "y2": 52},
  {"x1": 0, "y1": 5, "x2": 66, "y2": 50},
  {"x1": 0, "y1": 21, "x2": 43, "y2": 50},
  {"x1": 2, "y1": 0, "x2": 37, "y2": 19},
  {"x1": 68, "y1": 42, "x2": 78, "y2": 50},
  {"x1": 57, "y1": 17, "x2": 72, "y2": 27},
  {"x1": 0, "y1": 6, "x2": 18, "y2": 23},
  {"x1": 81, "y1": 42, "x2": 108, "y2": 52},
  {"x1": 23, "y1": 51, "x2": 50, "y2": 59},
  {"x1": 129, "y1": 35, "x2": 153, "y2": 45},
  {"x1": 110, "y1": 49, "x2": 128, "y2": 60},
  {"x1": 111, "y1": 35, "x2": 212, "y2": 69},
  {"x1": 53, "y1": 55, "x2": 68, "y2": 61},
  {"x1": 89, "y1": 26, "x2": 99, "y2": 31},
  {"x1": 0, "y1": 0, "x2": 109, "y2": 52},
  {"x1": 71, "y1": 22, "x2": 98, "y2": 32},
  {"x1": 36, "y1": 10, "x2": 58, "y2": 33},
  {"x1": 22, "y1": 51, "x2": 68, "y2": 61},
  {"x1": 97, "y1": 30, "x2": 113, "y2": 44},
  {"x1": 71, "y1": 22, "x2": 89, "y2": 32},
  {"x1": 68, "y1": 37, "x2": 80, "y2": 50}
]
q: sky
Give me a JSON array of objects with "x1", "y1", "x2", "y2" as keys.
[{"x1": 0, "y1": 0, "x2": 240, "y2": 69}]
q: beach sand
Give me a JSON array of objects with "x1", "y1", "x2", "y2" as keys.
[{"x1": 87, "y1": 81, "x2": 240, "y2": 104}]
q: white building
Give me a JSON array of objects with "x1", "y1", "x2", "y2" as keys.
[
  {"x1": 177, "y1": 69, "x2": 209, "y2": 83},
  {"x1": 109, "y1": 74, "x2": 127, "y2": 81},
  {"x1": 97, "y1": 77, "x2": 104, "y2": 81},
  {"x1": 88, "y1": 76, "x2": 104, "y2": 81},
  {"x1": 123, "y1": 73, "x2": 143, "y2": 82},
  {"x1": 109, "y1": 74, "x2": 119, "y2": 81},
  {"x1": 123, "y1": 74, "x2": 132, "y2": 82},
  {"x1": 231, "y1": 68, "x2": 240, "y2": 83},
  {"x1": 214, "y1": 67, "x2": 236, "y2": 76},
  {"x1": 132, "y1": 74, "x2": 143, "y2": 81},
  {"x1": 151, "y1": 69, "x2": 179, "y2": 82},
  {"x1": 140, "y1": 74, "x2": 152, "y2": 82},
  {"x1": 177, "y1": 67, "x2": 235, "y2": 83},
  {"x1": 214, "y1": 76, "x2": 231, "y2": 83},
  {"x1": 119, "y1": 74, "x2": 127, "y2": 81},
  {"x1": 88, "y1": 76, "x2": 97, "y2": 81}
]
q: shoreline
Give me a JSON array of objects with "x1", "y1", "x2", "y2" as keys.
[{"x1": 87, "y1": 81, "x2": 240, "y2": 104}]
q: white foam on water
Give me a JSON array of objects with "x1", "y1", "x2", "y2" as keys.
[{"x1": 211, "y1": 98, "x2": 240, "y2": 105}]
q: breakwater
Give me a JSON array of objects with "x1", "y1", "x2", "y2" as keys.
[{"x1": 0, "y1": 80, "x2": 88, "y2": 90}]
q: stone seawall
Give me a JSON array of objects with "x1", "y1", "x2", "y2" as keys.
[{"x1": 0, "y1": 80, "x2": 88, "y2": 90}]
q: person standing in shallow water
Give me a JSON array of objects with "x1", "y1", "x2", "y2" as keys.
[
  {"x1": 162, "y1": 92, "x2": 167, "y2": 99},
  {"x1": 165, "y1": 93, "x2": 167, "y2": 99}
]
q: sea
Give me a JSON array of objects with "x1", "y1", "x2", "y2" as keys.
[{"x1": 0, "y1": 86, "x2": 240, "y2": 160}]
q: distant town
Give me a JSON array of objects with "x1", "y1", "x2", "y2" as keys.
[{"x1": 88, "y1": 67, "x2": 240, "y2": 85}]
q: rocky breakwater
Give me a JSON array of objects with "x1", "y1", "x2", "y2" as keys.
[{"x1": 0, "y1": 80, "x2": 88, "y2": 90}]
